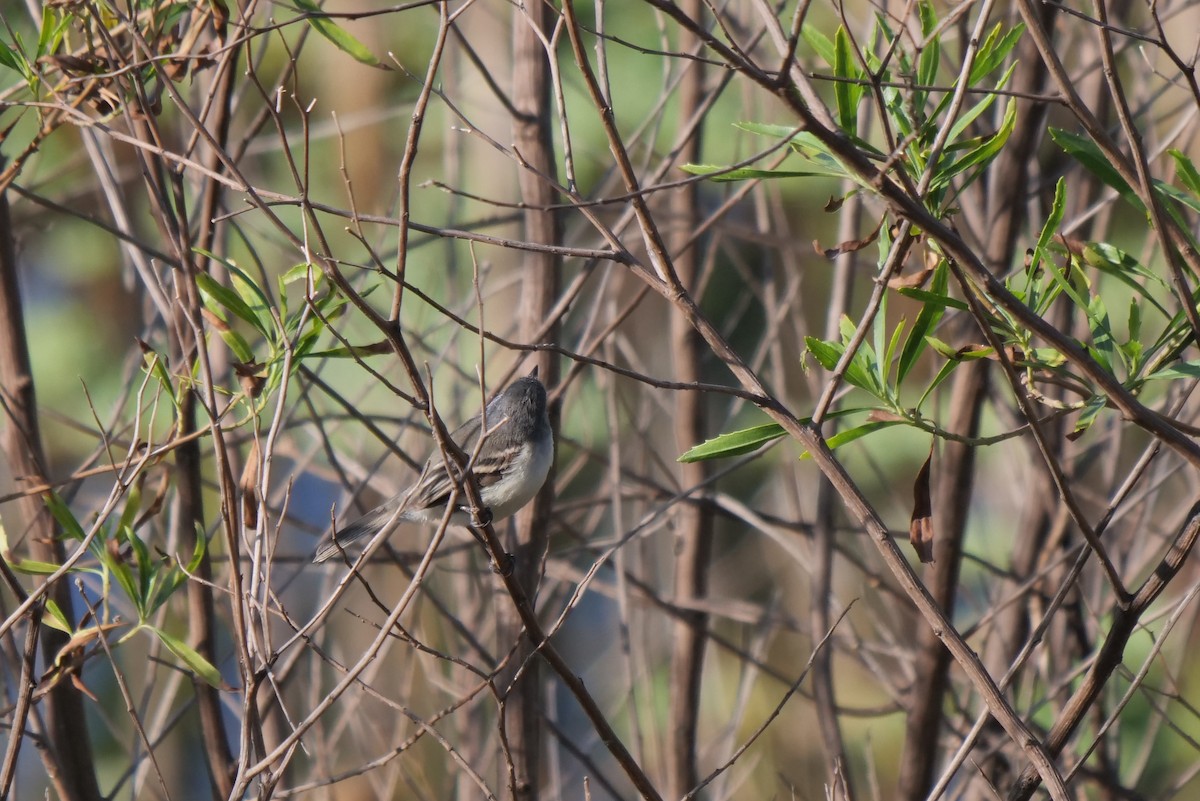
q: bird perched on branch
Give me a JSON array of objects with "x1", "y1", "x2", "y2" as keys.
[{"x1": 312, "y1": 368, "x2": 553, "y2": 564}]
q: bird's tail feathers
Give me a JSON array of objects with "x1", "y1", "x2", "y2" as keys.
[{"x1": 311, "y1": 501, "x2": 404, "y2": 563}]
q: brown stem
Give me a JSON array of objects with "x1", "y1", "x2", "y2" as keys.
[
  {"x1": 666, "y1": 3, "x2": 713, "y2": 795},
  {"x1": 505, "y1": 2, "x2": 565, "y2": 798},
  {"x1": 1008, "y1": 501, "x2": 1200, "y2": 801},
  {"x1": 0, "y1": 172, "x2": 102, "y2": 801}
]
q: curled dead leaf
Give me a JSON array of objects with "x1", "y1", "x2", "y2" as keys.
[
  {"x1": 240, "y1": 439, "x2": 261, "y2": 528},
  {"x1": 813, "y1": 219, "x2": 883, "y2": 260},
  {"x1": 909, "y1": 446, "x2": 935, "y2": 564}
]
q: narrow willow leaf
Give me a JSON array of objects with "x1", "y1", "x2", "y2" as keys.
[
  {"x1": 967, "y1": 23, "x2": 1025, "y2": 86},
  {"x1": 1087, "y1": 294, "x2": 1115, "y2": 374},
  {"x1": 150, "y1": 627, "x2": 225, "y2": 687},
  {"x1": 899, "y1": 259, "x2": 949, "y2": 383},
  {"x1": 1070, "y1": 396, "x2": 1106, "y2": 439},
  {"x1": 884, "y1": 318, "x2": 906, "y2": 387},
  {"x1": 1030, "y1": 177, "x2": 1067, "y2": 274},
  {"x1": 678, "y1": 408, "x2": 884, "y2": 462},
  {"x1": 195, "y1": 271, "x2": 267, "y2": 337},
  {"x1": 678, "y1": 424, "x2": 785, "y2": 462},
  {"x1": 43, "y1": 599, "x2": 73, "y2": 634},
  {"x1": 806, "y1": 337, "x2": 844, "y2": 372},
  {"x1": 917, "y1": 358, "x2": 961, "y2": 409},
  {"x1": 139, "y1": 343, "x2": 181, "y2": 414},
  {"x1": 1145, "y1": 361, "x2": 1200, "y2": 381},
  {"x1": 897, "y1": 287, "x2": 968, "y2": 311},
  {"x1": 799, "y1": 421, "x2": 905, "y2": 459},
  {"x1": 1050, "y1": 128, "x2": 1143, "y2": 211},
  {"x1": 4, "y1": 558, "x2": 66, "y2": 575},
  {"x1": 1170, "y1": 149, "x2": 1200, "y2": 198},
  {"x1": 293, "y1": 0, "x2": 381, "y2": 66},
  {"x1": 44, "y1": 493, "x2": 85, "y2": 541},
  {"x1": 833, "y1": 27, "x2": 860, "y2": 132},
  {"x1": 1081, "y1": 242, "x2": 1170, "y2": 317},
  {"x1": 801, "y1": 25, "x2": 836, "y2": 68},
  {"x1": 930, "y1": 98, "x2": 1016, "y2": 191},
  {"x1": 680, "y1": 164, "x2": 842, "y2": 182},
  {"x1": 942, "y1": 62, "x2": 1016, "y2": 146}
]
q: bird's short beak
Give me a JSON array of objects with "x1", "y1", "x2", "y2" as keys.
[{"x1": 528, "y1": 365, "x2": 539, "y2": 379}]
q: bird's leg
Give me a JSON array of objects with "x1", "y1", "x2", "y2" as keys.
[
  {"x1": 466, "y1": 523, "x2": 512, "y2": 575},
  {"x1": 470, "y1": 506, "x2": 493, "y2": 528}
]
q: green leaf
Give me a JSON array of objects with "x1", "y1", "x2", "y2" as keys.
[
  {"x1": 916, "y1": 358, "x2": 961, "y2": 409},
  {"x1": 680, "y1": 164, "x2": 842, "y2": 182},
  {"x1": 103, "y1": 540, "x2": 142, "y2": 617},
  {"x1": 0, "y1": 38, "x2": 24, "y2": 74},
  {"x1": 1051, "y1": 128, "x2": 1143, "y2": 212},
  {"x1": 1086, "y1": 293, "x2": 1115, "y2": 373},
  {"x1": 884, "y1": 318, "x2": 906, "y2": 386},
  {"x1": 897, "y1": 287, "x2": 969, "y2": 311},
  {"x1": 1127, "y1": 295, "x2": 1142, "y2": 344},
  {"x1": 118, "y1": 483, "x2": 142, "y2": 536},
  {"x1": 43, "y1": 599, "x2": 73, "y2": 634},
  {"x1": 834, "y1": 27, "x2": 860, "y2": 132},
  {"x1": 941, "y1": 62, "x2": 1016, "y2": 147},
  {"x1": 292, "y1": 0, "x2": 381, "y2": 66},
  {"x1": 802, "y1": 25, "x2": 836, "y2": 68},
  {"x1": 1145, "y1": 360, "x2": 1200, "y2": 381},
  {"x1": 899, "y1": 259, "x2": 949, "y2": 383},
  {"x1": 679, "y1": 408, "x2": 888, "y2": 462},
  {"x1": 5, "y1": 558, "x2": 66, "y2": 575},
  {"x1": 1080, "y1": 242, "x2": 1170, "y2": 318},
  {"x1": 215, "y1": 325, "x2": 255, "y2": 364},
  {"x1": 915, "y1": 3, "x2": 939, "y2": 113},
  {"x1": 930, "y1": 97, "x2": 1015, "y2": 191},
  {"x1": 140, "y1": 345, "x2": 181, "y2": 415},
  {"x1": 280, "y1": 262, "x2": 318, "y2": 287},
  {"x1": 1071, "y1": 396, "x2": 1106, "y2": 438},
  {"x1": 807, "y1": 333, "x2": 880, "y2": 396},
  {"x1": 149, "y1": 626, "x2": 225, "y2": 687},
  {"x1": 145, "y1": 530, "x2": 206, "y2": 617},
  {"x1": 195, "y1": 271, "x2": 267, "y2": 337},
  {"x1": 917, "y1": 1, "x2": 938, "y2": 36},
  {"x1": 735, "y1": 124, "x2": 878, "y2": 186},
  {"x1": 873, "y1": 293, "x2": 890, "y2": 388},
  {"x1": 223, "y1": 261, "x2": 274, "y2": 332},
  {"x1": 45, "y1": 493, "x2": 85, "y2": 541},
  {"x1": 806, "y1": 337, "x2": 842, "y2": 373},
  {"x1": 799, "y1": 420, "x2": 905, "y2": 459},
  {"x1": 1170, "y1": 149, "x2": 1200, "y2": 198},
  {"x1": 967, "y1": 23, "x2": 1024, "y2": 86},
  {"x1": 678, "y1": 423, "x2": 786, "y2": 462},
  {"x1": 1042, "y1": 250, "x2": 1090, "y2": 320},
  {"x1": 1030, "y1": 177, "x2": 1067, "y2": 275},
  {"x1": 37, "y1": 6, "x2": 70, "y2": 60}
]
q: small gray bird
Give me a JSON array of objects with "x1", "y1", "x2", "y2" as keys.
[{"x1": 312, "y1": 368, "x2": 553, "y2": 563}]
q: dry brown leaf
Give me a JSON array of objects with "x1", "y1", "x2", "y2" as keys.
[
  {"x1": 813, "y1": 219, "x2": 883, "y2": 260},
  {"x1": 909, "y1": 446, "x2": 935, "y2": 564},
  {"x1": 240, "y1": 439, "x2": 261, "y2": 529}
]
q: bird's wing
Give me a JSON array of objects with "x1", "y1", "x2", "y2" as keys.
[{"x1": 409, "y1": 410, "x2": 515, "y2": 508}]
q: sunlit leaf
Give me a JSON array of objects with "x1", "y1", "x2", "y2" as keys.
[
  {"x1": 149, "y1": 627, "x2": 225, "y2": 688},
  {"x1": 293, "y1": 0, "x2": 381, "y2": 67},
  {"x1": 678, "y1": 423, "x2": 786, "y2": 462}
]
